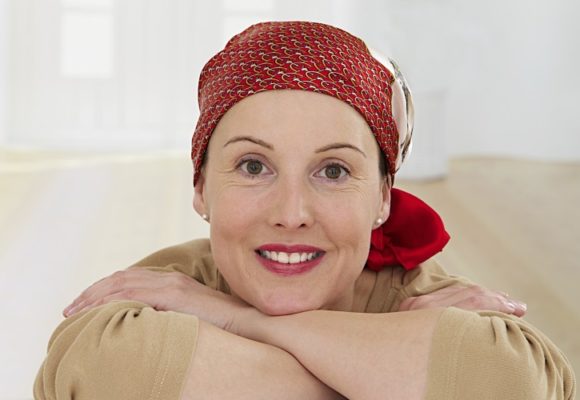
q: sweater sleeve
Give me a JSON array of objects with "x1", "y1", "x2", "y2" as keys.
[
  {"x1": 33, "y1": 239, "x2": 218, "y2": 399},
  {"x1": 366, "y1": 259, "x2": 576, "y2": 399},
  {"x1": 33, "y1": 300, "x2": 199, "y2": 400},
  {"x1": 425, "y1": 307, "x2": 576, "y2": 400}
]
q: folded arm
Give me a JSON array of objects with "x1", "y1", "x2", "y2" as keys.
[
  {"x1": 231, "y1": 306, "x2": 575, "y2": 400},
  {"x1": 237, "y1": 307, "x2": 445, "y2": 400},
  {"x1": 36, "y1": 299, "x2": 575, "y2": 400},
  {"x1": 46, "y1": 241, "x2": 574, "y2": 399},
  {"x1": 35, "y1": 300, "x2": 344, "y2": 400},
  {"x1": 182, "y1": 317, "x2": 343, "y2": 400}
]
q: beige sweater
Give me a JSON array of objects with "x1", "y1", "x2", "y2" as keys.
[{"x1": 34, "y1": 239, "x2": 576, "y2": 399}]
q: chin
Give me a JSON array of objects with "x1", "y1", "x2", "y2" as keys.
[{"x1": 254, "y1": 295, "x2": 320, "y2": 316}]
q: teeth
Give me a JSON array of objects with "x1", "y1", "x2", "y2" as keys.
[
  {"x1": 259, "y1": 250, "x2": 320, "y2": 264},
  {"x1": 289, "y1": 253, "x2": 301, "y2": 263},
  {"x1": 278, "y1": 252, "x2": 289, "y2": 263}
]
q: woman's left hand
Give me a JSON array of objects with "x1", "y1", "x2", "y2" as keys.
[
  {"x1": 397, "y1": 284, "x2": 527, "y2": 317},
  {"x1": 63, "y1": 268, "x2": 254, "y2": 333}
]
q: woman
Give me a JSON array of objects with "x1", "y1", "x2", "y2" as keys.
[{"x1": 34, "y1": 21, "x2": 574, "y2": 399}]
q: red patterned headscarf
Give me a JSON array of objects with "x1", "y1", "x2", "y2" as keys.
[
  {"x1": 192, "y1": 21, "x2": 399, "y2": 184},
  {"x1": 191, "y1": 21, "x2": 449, "y2": 271}
]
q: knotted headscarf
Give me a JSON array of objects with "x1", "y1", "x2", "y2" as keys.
[{"x1": 192, "y1": 21, "x2": 449, "y2": 271}]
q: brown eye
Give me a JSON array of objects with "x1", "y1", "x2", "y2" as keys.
[
  {"x1": 243, "y1": 159, "x2": 264, "y2": 175},
  {"x1": 324, "y1": 164, "x2": 347, "y2": 180}
]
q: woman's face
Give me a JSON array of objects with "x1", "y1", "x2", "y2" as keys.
[{"x1": 194, "y1": 90, "x2": 390, "y2": 315}]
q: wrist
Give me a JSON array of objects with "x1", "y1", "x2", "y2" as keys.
[{"x1": 230, "y1": 305, "x2": 269, "y2": 339}]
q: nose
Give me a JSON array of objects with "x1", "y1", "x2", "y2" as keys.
[{"x1": 267, "y1": 175, "x2": 315, "y2": 230}]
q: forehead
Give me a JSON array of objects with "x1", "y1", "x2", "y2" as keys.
[{"x1": 210, "y1": 90, "x2": 376, "y2": 149}]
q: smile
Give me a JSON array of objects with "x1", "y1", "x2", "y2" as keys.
[
  {"x1": 255, "y1": 244, "x2": 326, "y2": 276},
  {"x1": 257, "y1": 250, "x2": 323, "y2": 264}
]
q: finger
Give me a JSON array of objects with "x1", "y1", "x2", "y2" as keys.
[
  {"x1": 491, "y1": 290, "x2": 527, "y2": 317},
  {"x1": 63, "y1": 271, "x2": 127, "y2": 310},
  {"x1": 506, "y1": 298, "x2": 527, "y2": 317},
  {"x1": 436, "y1": 285, "x2": 517, "y2": 311},
  {"x1": 402, "y1": 285, "x2": 489, "y2": 311},
  {"x1": 398, "y1": 285, "x2": 470, "y2": 311},
  {"x1": 402, "y1": 285, "x2": 524, "y2": 314},
  {"x1": 64, "y1": 300, "x2": 93, "y2": 318},
  {"x1": 65, "y1": 271, "x2": 186, "y2": 317},
  {"x1": 66, "y1": 288, "x2": 151, "y2": 317},
  {"x1": 453, "y1": 295, "x2": 526, "y2": 317},
  {"x1": 62, "y1": 275, "x2": 112, "y2": 316},
  {"x1": 63, "y1": 270, "x2": 162, "y2": 316}
]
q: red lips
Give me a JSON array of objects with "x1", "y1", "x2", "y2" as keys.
[
  {"x1": 255, "y1": 243, "x2": 325, "y2": 276},
  {"x1": 256, "y1": 243, "x2": 324, "y2": 253}
]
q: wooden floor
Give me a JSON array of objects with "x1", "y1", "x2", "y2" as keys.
[
  {"x1": 0, "y1": 150, "x2": 578, "y2": 399},
  {"x1": 397, "y1": 158, "x2": 580, "y2": 377}
]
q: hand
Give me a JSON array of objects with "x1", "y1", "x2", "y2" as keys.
[
  {"x1": 63, "y1": 268, "x2": 253, "y2": 332},
  {"x1": 398, "y1": 284, "x2": 527, "y2": 317}
]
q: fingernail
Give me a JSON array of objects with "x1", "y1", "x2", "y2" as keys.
[{"x1": 509, "y1": 300, "x2": 527, "y2": 311}]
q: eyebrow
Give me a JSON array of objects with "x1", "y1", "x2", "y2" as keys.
[
  {"x1": 223, "y1": 136, "x2": 274, "y2": 150},
  {"x1": 315, "y1": 143, "x2": 367, "y2": 158},
  {"x1": 223, "y1": 135, "x2": 366, "y2": 158}
]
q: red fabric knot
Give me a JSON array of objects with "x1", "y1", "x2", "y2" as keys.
[{"x1": 366, "y1": 188, "x2": 450, "y2": 271}]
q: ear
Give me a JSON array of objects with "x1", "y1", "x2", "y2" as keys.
[
  {"x1": 193, "y1": 170, "x2": 209, "y2": 218},
  {"x1": 378, "y1": 177, "x2": 391, "y2": 222}
]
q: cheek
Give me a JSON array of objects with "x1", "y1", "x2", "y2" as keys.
[
  {"x1": 319, "y1": 187, "x2": 377, "y2": 231},
  {"x1": 206, "y1": 186, "x2": 268, "y2": 283},
  {"x1": 317, "y1": 192, "x2": 376, "y2": 267},
  {"x1": 206, "y1": 181, "x2": 266, "y2": 234},
  {"x1": 331, "y1": 185, "x2": 380, "y2": 234}
]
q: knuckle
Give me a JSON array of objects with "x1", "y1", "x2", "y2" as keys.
[
  {"x1": 74, "y1": 292, "x2": 86, "y2": 303},
  {"x1": 171, "y1": 272, "x2": 192, "y2": 289},
  {"x1": 77, "y1": 286, "x2": 94, "y2": 300},
  {"x1": 121, "y1": 288, "x2": 136, "y2": 299},
  {"x1": 111, "y1": 271, "x2": 126, "y2": 287},
  {"x1": 501, "y1": 299, "x2": 517, "y2": 311},
  {"x1": 465, "y1": 296, "x2": 487, "y2": 308},
  {"x1": 111, "y1": 270, "x2": 124, "y2": 278},
  {"x1": 467, "y1": 285, "x2": 487, "y2": 296}
]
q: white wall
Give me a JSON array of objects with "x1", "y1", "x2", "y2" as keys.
[
  {"x1": 7, "y1": 0, "x2": 226, "y2": 151},
  {"x1": 445, "y1": 0, "x2": 580, "y2": 160},
  {"x1": 0, "y1": 0, "x2": 7, "y2": 146},
  {"x1": 362, "y1": 0, "x2": 580, "y2": 162},
  {"x1": 4, "y1": 0, "x2": 579, "y2": 164}
]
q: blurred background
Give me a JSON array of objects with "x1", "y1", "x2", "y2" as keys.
[{"x1": 1, "y1": 0, "x2": 579, "y2": 398}]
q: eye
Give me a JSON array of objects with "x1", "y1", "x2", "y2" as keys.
[
  {"x1": 237, "y1": 158, "x2": 270, "y2": 177},
  {"x1": 316, "y1": 163, "x2": 350, "y2": 181}
]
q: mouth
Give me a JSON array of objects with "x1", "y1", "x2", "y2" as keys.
[
  {"x1": 255, "y1": 244, "x2": 326, "y2": 276},
  {"x1": 256, "y1": 249, "x2": 324, "y2": 264}
]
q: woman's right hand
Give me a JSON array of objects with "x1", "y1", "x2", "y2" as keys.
[{"x1": 63, "y1": 268, "x2": 253, "y2": 332}]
